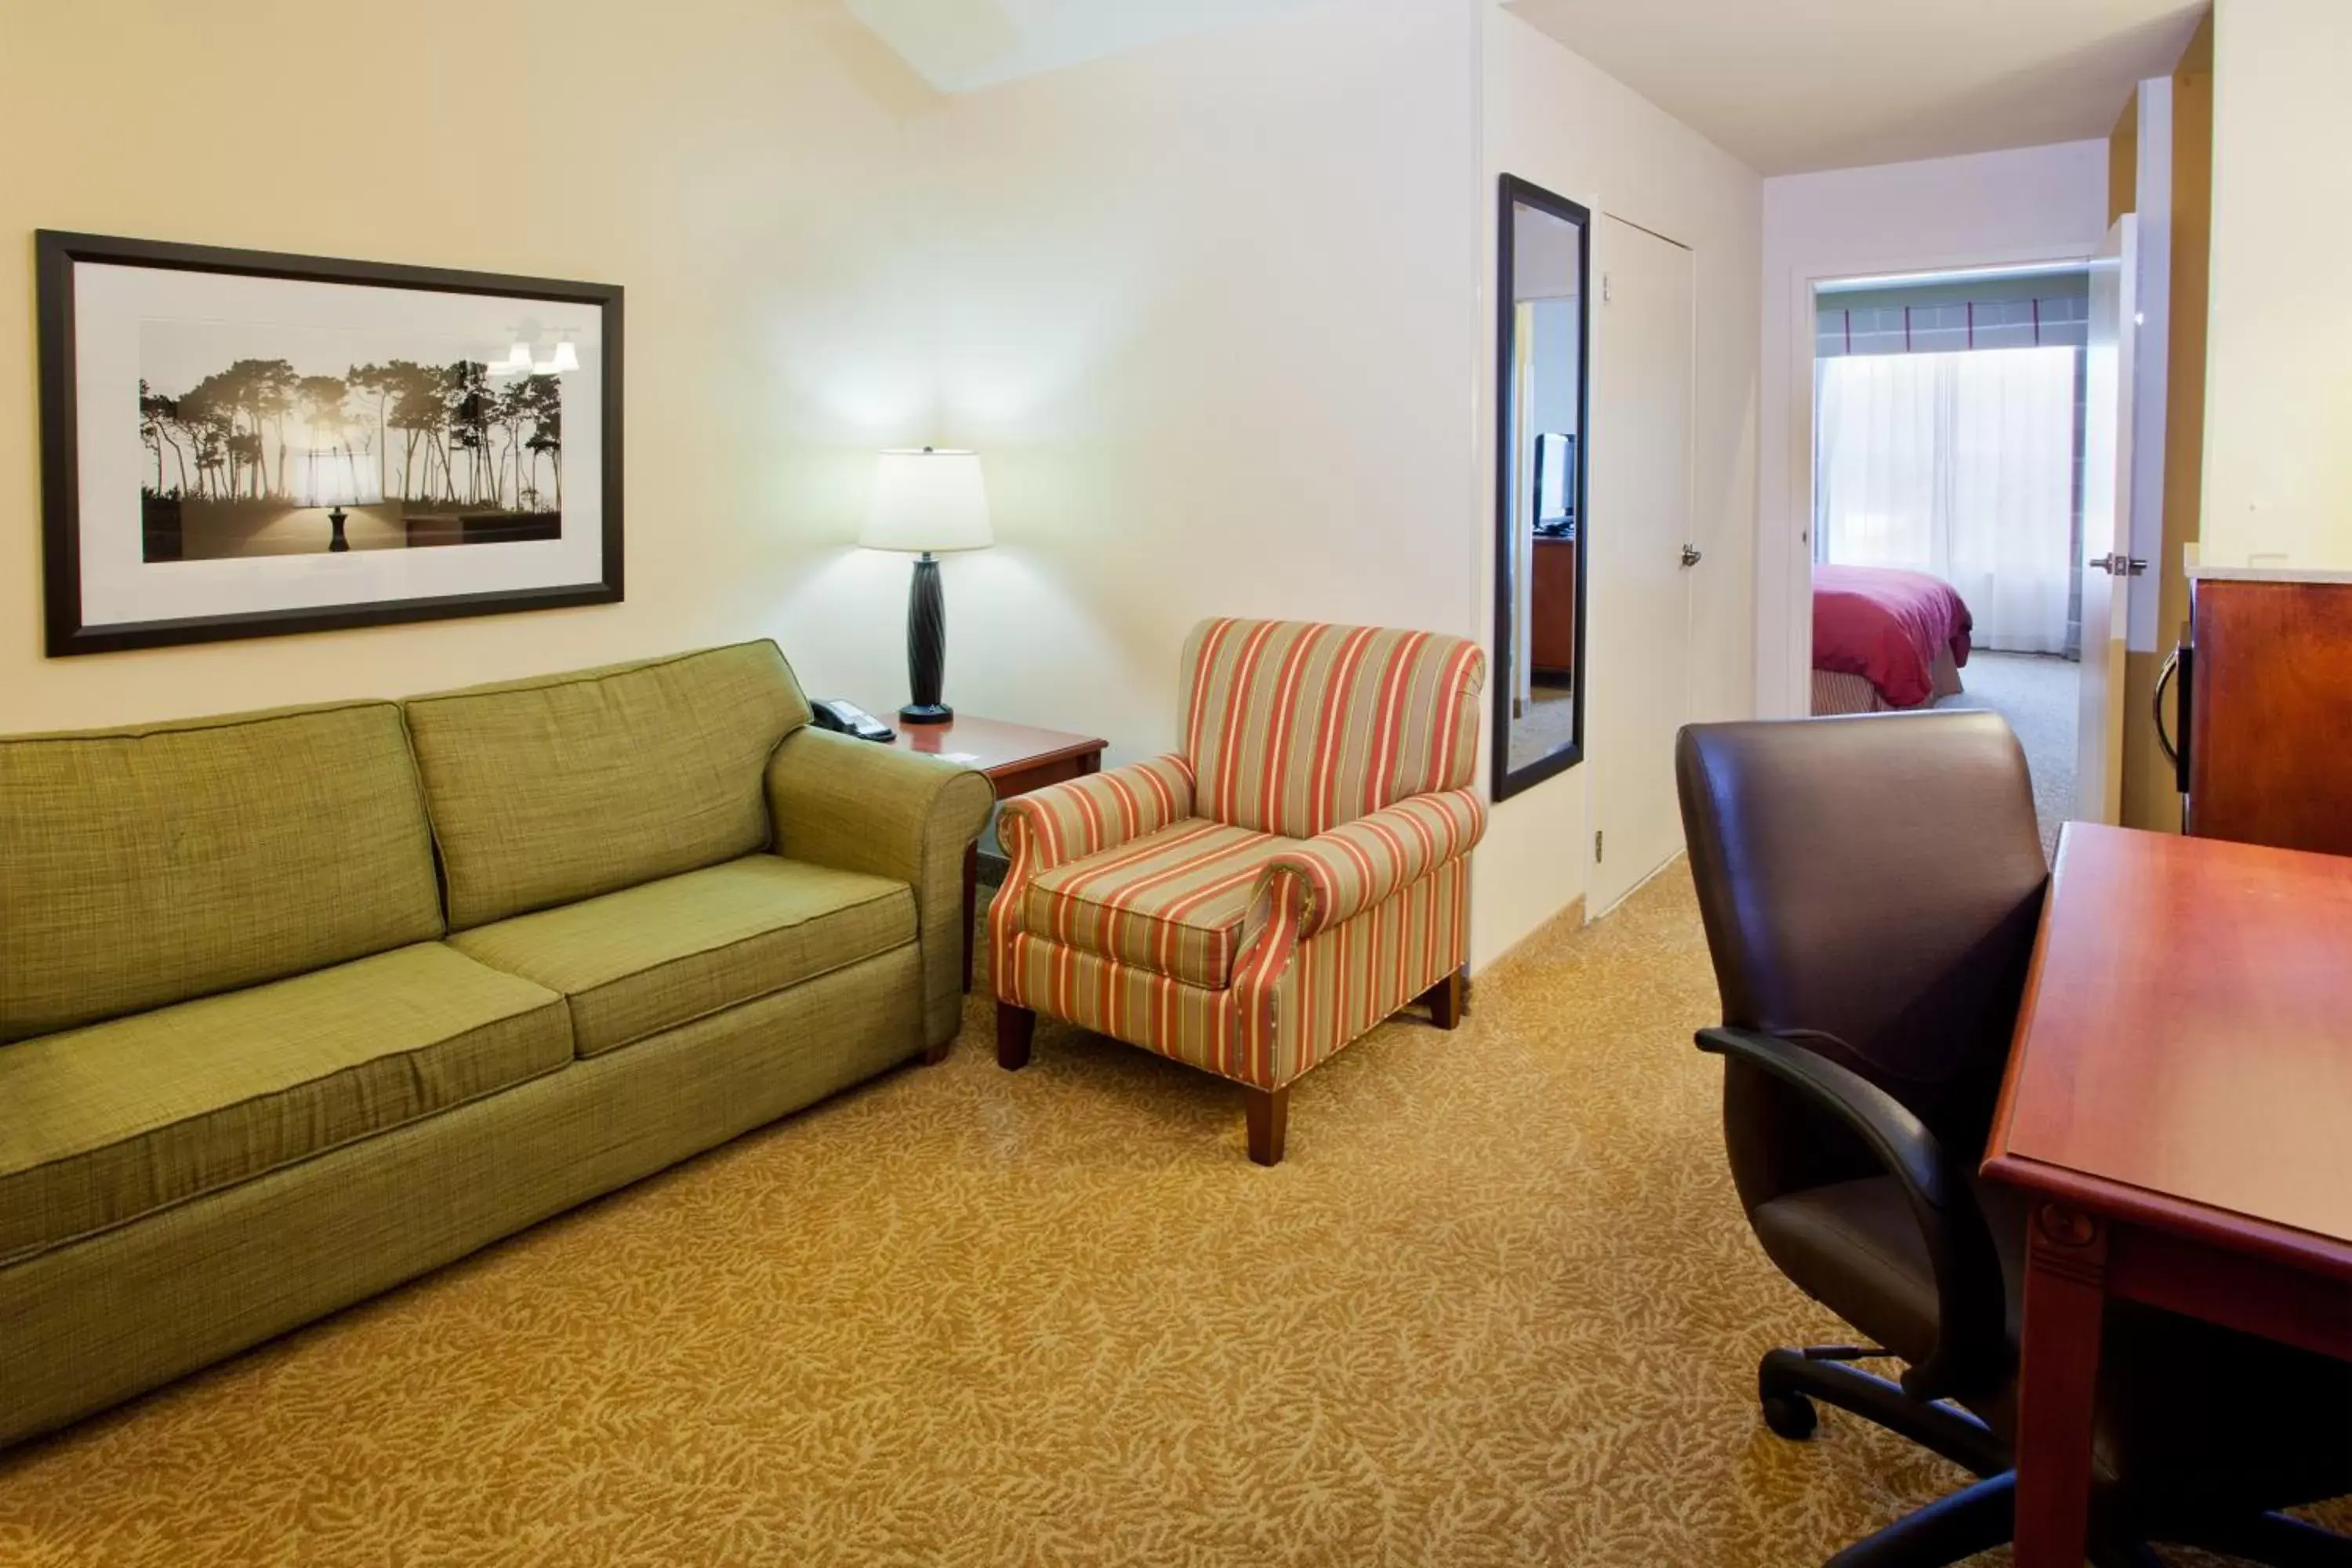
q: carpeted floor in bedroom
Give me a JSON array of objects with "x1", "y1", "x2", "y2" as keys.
[
  {"x1": 1936, "y1": 650, "x2": 2078, "y2": 860},
  {"x1": 0, "y1": 871, "x2": 2329, "y2": 1566}
]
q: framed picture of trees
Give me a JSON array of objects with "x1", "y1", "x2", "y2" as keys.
[{"x1": 37, "y1": 230, "x2": 622, "y2": 655}]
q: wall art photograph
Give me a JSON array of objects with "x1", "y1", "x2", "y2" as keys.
[{"x1": 38, "y1": 231, "x2": 622, "y2": 656}]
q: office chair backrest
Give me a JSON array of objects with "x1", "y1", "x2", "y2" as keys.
[{"x1": 1675, "y1": 712, "x2": 2048, "y2": 1151}]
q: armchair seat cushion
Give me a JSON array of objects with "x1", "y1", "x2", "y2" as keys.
[
  {"x1": 1022, "y1": 818, "x2": 1291, "y2": 989},
  {"x1": 450, "y1": 854, "x2": 915, "y2": 1058}
]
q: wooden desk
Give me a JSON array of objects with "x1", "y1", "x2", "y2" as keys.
[
  {"x1": 887, "y1": 715, "x2": 1107, "y2": 992},
  {"x1": 1984, "y1": 823, "x2": 2352, "y2": 1566}
]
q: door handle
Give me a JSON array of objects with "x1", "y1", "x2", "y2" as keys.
[
  {"x1": 1680, "y1": 544, "x2": 1703, "y2": 568},
  {"x1": 2088, "y1": 553, "x2": 2147, "y2": 575}
]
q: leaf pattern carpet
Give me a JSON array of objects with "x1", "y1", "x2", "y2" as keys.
[{"x1": 0, "y1": 868, "x2": 2336, "y2": 1565}]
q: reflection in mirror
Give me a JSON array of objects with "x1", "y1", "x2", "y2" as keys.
[{"x1": 1493, "y1": 176, "x2": 1589, "y2": 800}]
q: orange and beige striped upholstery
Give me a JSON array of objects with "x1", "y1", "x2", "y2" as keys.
[
  {"x1": 1023, "y1": 820, "x2": 1288, "y2": 989},
  {"x1": 1181, "y1": 618, "x2": 1483, "y2": 837},
  {"x1": 991, "y1": 619, "x2": 1486, "y2": 1091}
]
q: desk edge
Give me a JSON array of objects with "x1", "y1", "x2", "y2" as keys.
[{"x1": 1981, "y1": 1150, "x2": 2352, "y2": 1282}]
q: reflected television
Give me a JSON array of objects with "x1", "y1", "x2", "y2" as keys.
[{"x1": 1535, "y1": 430, "x2": 1575, "y2": 536}]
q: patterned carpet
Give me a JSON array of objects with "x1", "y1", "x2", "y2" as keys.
[
  {"x1": 1507, "y1": 681, "x2": 1577, "y2": 775},
  {"x1": 0, "y1": 873, "x2": 2325, "y2": 1564},
  {"x1": 1937, "y1": 651, "x2": 2078, "y2": 860}
]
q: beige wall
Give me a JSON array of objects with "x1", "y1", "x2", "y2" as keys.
[
  {"x1": 1479, "y1": 3, "x2": 1762, "y2": 960},
  {"x1": 2200, "y1": 0, "x2": 2352, "y2": 569},
  {"x1": 852, "y1": 0, "x2": 1762, "y2": 970},
  {"x1": 5, "y1": 0, "x2": 1762, "y2": 969},
  {"x1": 0, "y1": 0, "x2": 935, "y2": 732},
  {"x1": 850, "y1": 0, "x2": 1485, "y2": 738}
]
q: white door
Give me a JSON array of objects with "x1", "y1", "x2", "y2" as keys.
[
  {"x1": 1588, "y1": 216, "x2": 1697, "y2": 916},
  {"x1": 2076, "y1": 216, "x2": 2137, "y2": 825}
]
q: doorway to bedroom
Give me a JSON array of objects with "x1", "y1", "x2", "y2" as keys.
[{"x1": 1808, "y1": 263, "x2": 2092, "y2": 854}]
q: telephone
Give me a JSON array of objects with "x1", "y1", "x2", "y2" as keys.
[{"x1": 810, "y1": 699, "x2": 896, "y2": 743}]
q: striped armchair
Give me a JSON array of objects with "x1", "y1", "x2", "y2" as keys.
[{"x1": 989, "y1": 618, "x2": 1488, "y2": 1163}]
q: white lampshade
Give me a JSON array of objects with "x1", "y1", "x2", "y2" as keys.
[
  {"x1": 289, "y1": 448, "x2": 383, "y2": 509},
  {"x1": 861, "y1": 448, "x2": 993, "y2": 554}
]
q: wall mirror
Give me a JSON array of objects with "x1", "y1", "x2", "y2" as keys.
[{"x1": 1493, "y1": 175, "x2": 1590, "y2": 800}]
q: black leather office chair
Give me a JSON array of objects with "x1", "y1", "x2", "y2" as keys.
[{"x1": 1676, "y1": 710, "x2": 2352, "y2": 1568}]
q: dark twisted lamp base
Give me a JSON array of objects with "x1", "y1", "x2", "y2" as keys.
[{"x1": 901, "y1": 550, "x2": 953, "y2": 724}]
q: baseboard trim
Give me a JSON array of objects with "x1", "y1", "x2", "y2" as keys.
[{"x1": 1471, "y1": 895, "x2": 1587, "y2": 982}]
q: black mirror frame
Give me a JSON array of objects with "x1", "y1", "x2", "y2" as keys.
[{"x1": 1491, "y1": 174, "x2": 1592, "y2": 803}]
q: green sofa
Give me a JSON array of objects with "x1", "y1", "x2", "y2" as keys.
[{"x1": 0, "y1": 641, "x2": 992, "y2": 1448}]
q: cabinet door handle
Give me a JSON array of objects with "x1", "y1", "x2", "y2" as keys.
[
  {"x1": 1680, "y1": 543, "x2": 1703, "y2": 568},
  {"x1": 2158, "y1": 641, "x2": 2194, "y2": 804},
  {"x1": 2154, "y1": 648, "x2": 2182, "y2": 766}
]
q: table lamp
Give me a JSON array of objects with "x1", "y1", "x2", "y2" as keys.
[
  {"x1": 861, "y1": 447, "x2": 993, "y2": 724},
  {"x1": 289, "y1": 448, "x2": 381, "y2": 554}
]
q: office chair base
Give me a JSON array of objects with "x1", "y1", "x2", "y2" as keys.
[
  {"x1": 2171, "y1": 1512, "x2": 2352, "y2": 1568},
  {"x1": 1759, "y1": 1348, "x2": 2006, "y2": 1479},
  {"x1": 1825, "y1": 1472, "x2": 2013, "y2": 1568},
  {"x1": 1762, "y1": 1388, "x2": 1817, "y2": 1440}
]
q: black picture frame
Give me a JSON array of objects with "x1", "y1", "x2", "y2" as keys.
[
  {"x1": 36, "y1": 230, "x2": 624, "y2": 657},
  {"x1": 1490, "y1": 176, "x2": 1592, "y2": 803}
]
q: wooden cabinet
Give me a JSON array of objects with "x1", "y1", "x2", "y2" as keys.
[
  {"x1": 2183, "y1": 572, "x2": 2352, "y2": 856},
  {"x1": 1530, "y1": 535, "x2": 1577, "y2": 677}
]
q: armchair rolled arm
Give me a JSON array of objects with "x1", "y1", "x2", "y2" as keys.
[
  {"x1": 1696, "y1": 1025, "x2": 2012, "y2": 1402},
  {"x1": 995, "y1": 753, "x2": 1195, "y2": 877},
  {"x1": 1253, "y1": 788, "x2": 1486, "y2": 942}
]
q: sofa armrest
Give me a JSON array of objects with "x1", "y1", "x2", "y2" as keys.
[
  {"x1": 994, "y1": 753, "x2": 1196, "y2": 878},
  {"x1": 765, "y1": 727, "x2": 994, "y2": 1048},
  {"x1": 1250, "y1": 788, "x2": 1486, "y2": 944}
]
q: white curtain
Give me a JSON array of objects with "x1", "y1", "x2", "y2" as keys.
[{"x1": 1815, "y1": 346, "x2": 2077, "y2": 655}]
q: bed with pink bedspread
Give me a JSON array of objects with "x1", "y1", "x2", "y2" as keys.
[{"x1": 1810, "y1": 564, "x2": 1974, "y2": 714}]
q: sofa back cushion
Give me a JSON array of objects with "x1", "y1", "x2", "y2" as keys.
[
  {"x1": 1178, "y1": 618, "x2": 1486, "y2": 838},
  {"x1": 403, "y1": 641, "x2": 812, "y2": 930},
  {"x1": 0, "y1": 702, "x2": 445, "y2": 1044}
]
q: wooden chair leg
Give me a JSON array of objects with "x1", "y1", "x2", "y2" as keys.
[
  {"x1": 996, "y1": 1002, "x2": 1035, "y2": 1070},
  {"x1": 920, "y1": 1040, "x2": 952, "y2": 1066},
  {"x1": 1243, "y1": 1084, "x2": 1290, "y2": 1167},
  {"x1": 1420, "y1": 967, "x2": 1468, "y2": 1029}
]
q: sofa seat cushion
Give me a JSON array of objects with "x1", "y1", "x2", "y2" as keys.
[
  {"x1": 1022, "y1": 818, "x2": 1290, "y2": 989},
  {"x1": 0, "y1": 943, "x2": 569, "y2": 1265},
  {"x1": 448, "y1": 855, "x2": 916, "y2": 1058}
]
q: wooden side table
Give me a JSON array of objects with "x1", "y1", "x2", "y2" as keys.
[{"x1": 887, "y1": 715, "x2": 1109, "y2": 991}]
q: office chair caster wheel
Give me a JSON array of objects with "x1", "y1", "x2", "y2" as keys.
[{"x1": 1761, "y1": 1390, "x2": 1818, "y2": 1441}]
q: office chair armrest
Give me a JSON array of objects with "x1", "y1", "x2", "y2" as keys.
[
  {"x1": 1697, "y1": 1026, "x2": 1943, "y2": 1201},
  {"x1": 1696, "y1": 1025, "x2": 2013, "y2": 1402}
]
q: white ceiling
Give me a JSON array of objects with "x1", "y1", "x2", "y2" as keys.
[
  {"x1": 844, "y1": 0, "x2": 1329, "y2": 93},
  {"x1": 848, "y1": 0, "x2": 2207, "y2": 177},
  {"x1": 1502, "y1": 0, "x2": 2208, "y2": 176}
]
